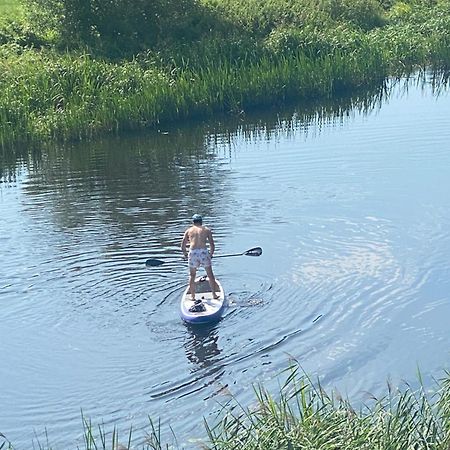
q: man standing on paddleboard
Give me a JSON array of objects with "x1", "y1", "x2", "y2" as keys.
[{"x1": 181, "y1": 214, "x2": 219, "y2": 300}]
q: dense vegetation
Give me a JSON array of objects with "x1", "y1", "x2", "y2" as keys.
[
  {"x1": 0, "y1": 0, "x2": 449, "y2": 147},
  {"x1": 205, "y1": 367, "x2": 450, "y2": 450},
  {"x1": 1, "y1": 366, "x2": 449, "y2": 449}
]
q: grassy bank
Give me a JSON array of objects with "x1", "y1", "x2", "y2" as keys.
[
  {"x1": 1, "y1": 367, "x2": 449, "y2": 449},
  {"x1": 1, "y1": 0, "x2": 450, "y2": 148},
  {"x1": 0, "y1": 45, "x2": 387, "y2": 146}
]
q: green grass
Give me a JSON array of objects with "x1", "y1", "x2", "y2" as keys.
[
  {"x1": 0, "y1": 0, "x2": 23, "y2": 22},
  {"x1": 0, "y1": 42, "x2": 389, "y2": 147},
  {"x1": 206, "y1": 366, "x2": 450, "y2": 450},
  {"x1": 0, "y1": 0, "x2": 450, "y2": 147},
  {"x1": 1, "y1": 366, "x2": 449, "y2": 449}
]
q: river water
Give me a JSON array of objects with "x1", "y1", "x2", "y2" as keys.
[{"x1": 1, "y1": 74, "x2": 450, "y2": 448}]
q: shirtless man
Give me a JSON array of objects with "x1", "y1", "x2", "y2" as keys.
[{"x1": 181, "y1": 214, "x2": 219, "y2": 300}]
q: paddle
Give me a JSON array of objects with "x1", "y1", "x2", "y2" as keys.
[
  {"x1": 214, "y1": 247, "x2": 263, "y2": 258},
  {"x1": 145, "y1": 246, "x2": 262, "y2": 267}
]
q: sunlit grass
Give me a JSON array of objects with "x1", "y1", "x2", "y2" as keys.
[
  {"x1": 1, "y1": 367, "x2": 449, "y2": 449},
  {"x1": 205, "y1": 366, "x2": 450, "y2": 450},
  {"x1": 0, "y1": 0, "x2": 450, "y2": 147},
  {"x1": 0, "y1": 0, "x2": 23, "y2": 22},
  {"x1": 0, "y1": 44, "x2": 389, "y2": 147}
]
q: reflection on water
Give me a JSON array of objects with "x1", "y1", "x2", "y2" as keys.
[
  {"x1": 184, "y1": 324, "x2": 222, "y2": 368},
  {"x1": 1, "y1": 73, "x2": 450, "y2": 449}
]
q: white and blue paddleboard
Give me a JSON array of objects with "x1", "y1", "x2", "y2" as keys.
[{"x1": 180, "y1": 276, "x2": 225, "y2": 324}]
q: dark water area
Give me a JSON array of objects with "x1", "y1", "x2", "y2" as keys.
[{"x1": 1, "y1": 74, "x2": 450, "y2": 448}]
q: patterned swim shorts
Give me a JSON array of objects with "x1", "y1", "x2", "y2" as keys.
[{"x1": 188, "y1": 248, "x2": 211, "y2": 268}]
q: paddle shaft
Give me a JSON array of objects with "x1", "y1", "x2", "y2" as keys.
[
  {"x1": 214, "y1": 252, "x2": 247, "y2": 258},
  {"x1": 145, "y1": 246, "x2": 261, "y2": 266}
]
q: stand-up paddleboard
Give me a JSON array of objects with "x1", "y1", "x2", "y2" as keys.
[{"x1": 180, "y1": 275, "x2": 225, "y2": 324}]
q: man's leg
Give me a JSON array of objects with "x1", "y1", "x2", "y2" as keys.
[
  {"x1": 205, "y1": 265, "x2": 219, "y2": 299},
  {"x1": 189, "y1": 266, "x2": 197, "y2": 300}
]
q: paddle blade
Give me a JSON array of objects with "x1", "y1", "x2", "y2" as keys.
[
  {"x1": 145, "y1": 258, "x2": 165, "y2": 267},
  {"x1": 244, "y1": 247, "x2": 263, "y2": 257}
]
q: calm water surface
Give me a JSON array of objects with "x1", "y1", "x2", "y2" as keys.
[{"x1": 1, "y1": 75, "x2": 450, "y2": 448}]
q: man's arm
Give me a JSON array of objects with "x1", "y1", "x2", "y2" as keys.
[
  {"x1": 207, "y1": 228, "x2": 215, "y2": 257},
  {"x1": 181, "y1": 230, "x2": 189, "y2": 258}
]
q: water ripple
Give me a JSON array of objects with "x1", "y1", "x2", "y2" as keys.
[{"x1": 1, "y1": 76, "x2": 450, "y2": 449}]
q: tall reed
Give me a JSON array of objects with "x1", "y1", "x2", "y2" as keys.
[
  {"x1": 205, "y1": 366, "x2": 450, "y2": 450},
  {"x1": 0, "y1": 43, "x2": 389, "y2": 147},
  {"x1": 1, "y1": 0, "x2": 450, "y2": 148},
  {"x1": 1, "y1": 368, "x2": 449, "y2": 449}
]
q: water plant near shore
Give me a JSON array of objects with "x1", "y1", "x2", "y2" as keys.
[
  {"x1": 1, "y1": 367, "x2": 449, "y2": 449},
  {"x1": 0, "y1": 42, "x2": 388, "y2": 147},
  {"x1": 206, "y1": 366, "x2": 450, "y2": 450},
  {"x1": 1, "y1": 0, "x2": 450, "y2": 147}
]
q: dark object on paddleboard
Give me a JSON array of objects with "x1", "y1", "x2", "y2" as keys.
[{"x1": 189, "y1": 299, "x2": 206, "y2": 313}]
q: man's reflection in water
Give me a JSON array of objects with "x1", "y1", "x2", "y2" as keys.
[{"x1": 184, "y1": 323, "x2": 221, "y2": 369}]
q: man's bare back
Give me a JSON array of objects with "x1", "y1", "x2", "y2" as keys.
[{"x1": 182, "y1": 225, "x2": 214, "y2": 253}]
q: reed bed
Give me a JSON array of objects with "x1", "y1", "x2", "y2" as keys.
[
  {"x1": 1, "y1": 368, "x2": 449, "y2": 449},
  {"x1": 1, "y1": 0, "x2": 450, "y2": 147},
  {"x1": 0, "y1": 42, "x2": 388, "y2": 147},
  {"x1": 206, "y1": 367, "x2": 450, "y2": 450}
]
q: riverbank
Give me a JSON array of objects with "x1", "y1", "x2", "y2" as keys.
[
  {"x1": 0, "y1": 0, "x2": 449, "y2": 147},
  {"x1": 1, "y1": 366, "x2": 449, "y2": 449}
]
